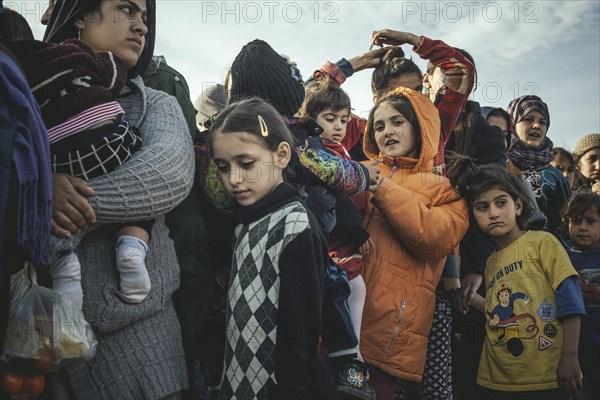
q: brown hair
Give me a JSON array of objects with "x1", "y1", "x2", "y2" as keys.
[
  {"x1": 208, "y1": 97, "x2": 294, "y2": 154},
  {"x1": 299, "y1": 77, "x2": 351, "y2": 119},
  {"x1": 365, "y1": 93, "x2": 422, "y2": 156}
]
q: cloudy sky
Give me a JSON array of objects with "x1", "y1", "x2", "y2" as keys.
[{"x1": 23, "y1": 0, "x2": 600, "y2": 150}]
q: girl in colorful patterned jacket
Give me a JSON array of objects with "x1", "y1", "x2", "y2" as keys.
[
  {"x1": 209, "y1": 97, "x2": 336, "y2": 400},
  {"x1": 506, "y1": 95, "x2": 571, "y2": 236},
  {"x1": 447, "y1": 157, "x2": 585, "y2": 400},
  {"x1": 358, "y1": 86, "x2": 469, "y2": 399},
  {"x1": 299, "y1": 78, "x2": 376, "y2": 399}
]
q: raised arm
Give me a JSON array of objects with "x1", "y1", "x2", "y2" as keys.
[
  {"x1": 413, "y1": 35, "x2": 475, "y2": 143},
  {"x1": 87, "y1": 93, "x2": 194, "y2": 222},
  {"x1": 295, "y1": 145, "x2": 369, "y2": 197}
]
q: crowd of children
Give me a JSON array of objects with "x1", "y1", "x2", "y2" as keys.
[{"x1": 1, "y1": 1, "x2": 599, "y2": 400}]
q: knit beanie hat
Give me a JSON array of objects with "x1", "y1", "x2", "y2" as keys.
[
  {"x1": 7, "y1": 39, "x2": 127, "y2": 129},
  {"x1": 229, "y1": 39, "x2": 305, "y2": 117},
  {"x1": 507, "y1": 95, "x2": 550, "y2": 129},
  {"x1": 573, "y1": 133, "x2": 600, "y2": 159}
]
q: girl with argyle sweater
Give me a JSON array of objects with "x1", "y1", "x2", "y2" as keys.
[{"x1": 209, "y1": 97, "x2": 335, "y2": 400}]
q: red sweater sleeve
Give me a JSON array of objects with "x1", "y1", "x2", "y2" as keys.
[
  {"x1": 312, "y1": 60, "x2": 346, "y2": 86},
  {"x1": 414, "y1": 36, "x2": 475, "y2": 169}
]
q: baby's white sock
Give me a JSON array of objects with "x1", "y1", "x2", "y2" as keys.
[
  {"x1": 50, "y1": 252, "x2": 83, "y2": 310},
  {"x1": 349, "y1": 275, "x2": 367, "y2": 362},
  {"x1": 115, "y1": 235, "x2": 151, "y2": 303}
]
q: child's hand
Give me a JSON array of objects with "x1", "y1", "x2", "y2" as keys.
[
  {"x1": 592, "y1": 182, "x2": 600, "y2": 195},
  {"x1": 557, "y1": 353, "x2": 583, "y2": 394},
  {"x1": 366, "y1": 160, "x2": 383, "y2": 192},
  {"x1": 359, "y1": 237, "x2": 374, "y2": 255},
  {"x1": 456, "y1": 273, "x2": 483, "y2": 314},
  {"x1": 470, "y1": 293, "x2": 485, "y2": 313}
]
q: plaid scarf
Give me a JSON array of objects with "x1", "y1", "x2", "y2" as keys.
[{"x1": 507, "y1": 135, "x2": 554, "y2": 171}]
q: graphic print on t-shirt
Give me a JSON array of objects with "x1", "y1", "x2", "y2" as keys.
[{"x1": 486, "y1": 281, "x2": 539, "y2": 357}]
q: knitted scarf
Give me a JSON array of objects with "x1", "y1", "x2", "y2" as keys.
[
  {"x1": 507, "y1": 135, "x2": 554, "y2": 171},
  {"x1": 0, "y1": 51, "x2": 52, "y2": 265}
]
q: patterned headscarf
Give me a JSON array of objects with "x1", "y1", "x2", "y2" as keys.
[{"x1": 507, "y1": 95, "x2": 550, "y2": 129}]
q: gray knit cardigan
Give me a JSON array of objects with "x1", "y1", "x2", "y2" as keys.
[{"x1": 66, "y1": 77, "x2": 194, "y2": 399}]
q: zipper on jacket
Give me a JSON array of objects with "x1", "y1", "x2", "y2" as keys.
[
  {"x1": 386, "y1": 299, "x2": 406, "y2": 352},
  {"x1": 388, "y1": 163, "x2": 398, "y2": 179}
]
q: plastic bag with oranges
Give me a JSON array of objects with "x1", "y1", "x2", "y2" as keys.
[{"x1": 1, "y1": 263, "x2": 97, "y2": 374}]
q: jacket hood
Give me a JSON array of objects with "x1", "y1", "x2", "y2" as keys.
[
  {"x1": 42, "y1": 0, "x2": 156, "y2": 78},
  {"x1": 363, "y1": 87, "x2": 441, "y2": 173}
]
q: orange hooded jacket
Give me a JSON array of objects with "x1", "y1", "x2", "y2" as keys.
[{"x1": 359, "y1": 87, "x2": 468, "y2": 382}]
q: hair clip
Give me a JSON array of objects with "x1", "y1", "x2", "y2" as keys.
[{"x1": 258, "y1": 115, "x2": 268, "y2": 137}]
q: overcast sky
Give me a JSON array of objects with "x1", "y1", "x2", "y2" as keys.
[{"x1": 23, "y1": 0, "x2": 600, "y2": 151}]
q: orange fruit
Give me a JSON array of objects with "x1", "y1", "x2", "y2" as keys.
[
  {"x1": 0, "y1": 370, "x2": 24, "y2": 395},
  {"x1": 21, "y1": 373, "x2": 45, "y2": 397},
  {"x1": 31, "y1": 352, "x2": 54, "y2": 373}
]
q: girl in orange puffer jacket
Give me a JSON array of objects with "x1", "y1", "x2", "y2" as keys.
[{"x1": 359, "y1": 87, "x2": 469, "y2": 399}]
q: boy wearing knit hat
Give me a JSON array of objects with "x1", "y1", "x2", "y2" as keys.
[
  {"x1": 573, "y1": 133, "x2": 600, "y2": 195},
  {"x1": 7, "y1": 39, "x2": 153, "y2": 307}
]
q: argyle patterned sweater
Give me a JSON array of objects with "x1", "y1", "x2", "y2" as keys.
[{"x1": 219, "y1": 183, "x2": 336, "y2": 400}]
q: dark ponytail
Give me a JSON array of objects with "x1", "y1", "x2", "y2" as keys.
[
  {"x1": 447, "y1": 154, "x2": 534, "y2": 229},
  {"x1": 446, "y1": 153, "x2": 481, "y2": 198}
]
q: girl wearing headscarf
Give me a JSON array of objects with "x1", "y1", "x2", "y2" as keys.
[
  {"x1": 44, "y1": 1, "x2": 193, "y2": 398},
  {"x1": 507, "y1": 95, "x2": 571, "y2": 236}
]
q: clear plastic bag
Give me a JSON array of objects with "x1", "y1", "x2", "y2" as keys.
[{"x1": 1, "y1": 263, "x2": 97, "y2": 372}]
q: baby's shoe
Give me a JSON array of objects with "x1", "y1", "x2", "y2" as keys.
[{"x1": 335, "y1": 359, "x2": 376, "y2": 400}]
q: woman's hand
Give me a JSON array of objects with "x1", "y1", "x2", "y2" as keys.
[
  {"x1": 456, "y1": 272, "x2": 483, "y2": 314},
  {"x1": 592, "y1": 181, "x2": 600, "y2": 195},
  {"x1": 52, "y1": 173, "x2": 96, "y2": 237},
  {"x1": 348, "y1": 47, "x2": 395, "y2": 73},
  {"x1": 370, "y1": 29, "x2": 421, "y2": 48}
]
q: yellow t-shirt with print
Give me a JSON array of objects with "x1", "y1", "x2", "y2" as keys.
[{"x1": 477, "y1": 231, "x2": 578, "y2": 391}]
